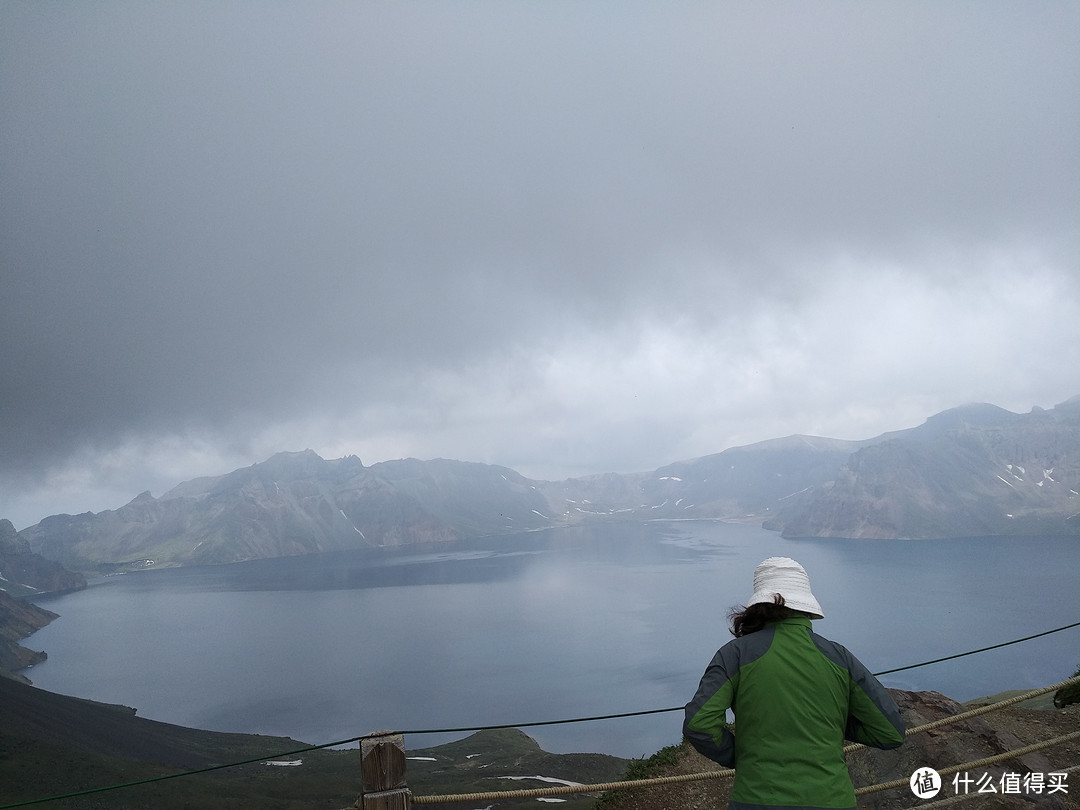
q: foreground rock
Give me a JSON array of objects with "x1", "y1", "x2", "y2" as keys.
[
  {"x1": 598, "y1": 689, "x2": 1080, "y2": 810},
  {"x1": 851, "y1": 689, "x2": 1079, "y2": 809}
]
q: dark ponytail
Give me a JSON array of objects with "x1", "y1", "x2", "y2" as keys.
[{"x1": 729, "y1": 594, "x2": 801, "y2": 637}]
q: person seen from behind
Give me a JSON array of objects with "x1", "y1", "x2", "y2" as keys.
[{"x1": 684, "y1": 556, "x2": 905, "y2": 810}]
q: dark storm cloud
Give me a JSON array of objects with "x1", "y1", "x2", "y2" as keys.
[{"x1": 2, "y1": 2, "x2": 1078, "y2": 527}]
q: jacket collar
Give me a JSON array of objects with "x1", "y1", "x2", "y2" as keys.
[{"x1": 771, "y1": 615, "x2": 814, "y2": 629}]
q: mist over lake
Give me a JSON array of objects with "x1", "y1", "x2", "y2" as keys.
[{"x1": 26, "y1": 521, "x2": 1080, "y2": 758}]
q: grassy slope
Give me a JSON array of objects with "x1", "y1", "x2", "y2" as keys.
[
  {"x1": 0, "y1": 675, "x2": 361, "y2": 809},
  {"x1": 0, "y1": 677, "x2": 629, "y2": 810}
]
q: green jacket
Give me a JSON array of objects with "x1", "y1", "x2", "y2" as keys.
[{"x1": 683, "y1": 616, "x2": 904, "y2": 810}]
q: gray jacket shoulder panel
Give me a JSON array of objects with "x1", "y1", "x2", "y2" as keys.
[
  {"x1": 689, "y1": 625, "x2": 777, "y2": 707},
  {"x1": 682, "y1": 626, "x2": 779, "y2": 766},
  {"x1": 809, "y1": 632, "x2": 891, "y2": 703},
  {"x1": 809, "y1": 630, "x2": 905, "y2": 749}
]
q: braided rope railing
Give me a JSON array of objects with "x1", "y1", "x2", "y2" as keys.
[
  {"x1": 408, "y1": 674, "x2": 1080, "y2": 806},
  {"x1": 853, "y1": 730, "x2": 1080, "y2": 797}
]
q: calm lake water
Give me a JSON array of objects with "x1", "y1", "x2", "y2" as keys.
[{"x1": 26, "y1": 521, "x2": 1080, "y2": 758}]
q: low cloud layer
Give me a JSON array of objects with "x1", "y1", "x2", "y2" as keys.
[{"x1": 2, "y1": 3, "x2": 1078, "y2": 528}]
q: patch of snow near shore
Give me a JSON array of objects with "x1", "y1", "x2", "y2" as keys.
[
  {"x1": 499, "y1": 775, "x2": 583, "y2": 787},
  {"x1": 264, "y1": 759, "x2": 302, "y2": 766}
]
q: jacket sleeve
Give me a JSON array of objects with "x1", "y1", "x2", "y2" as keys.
[
  {"x1": 844, "y1": 652, "x2": 905, "y2": 749},
  {"x1": 683, "y1": 643, "x2": 740, "y2": 766}
]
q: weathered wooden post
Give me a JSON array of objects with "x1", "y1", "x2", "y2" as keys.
[{"x1": 359, "y1": 732, "x2": 411, "y2": 809}]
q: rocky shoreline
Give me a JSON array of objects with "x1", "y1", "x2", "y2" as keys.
[
  {"x1": 0, "y1": 517, "x2": 89, "y2": 683},
  {"x1": 0, "y1": 589, "x2": 59, "y2": 679}
]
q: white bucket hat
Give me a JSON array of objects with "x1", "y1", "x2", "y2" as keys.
[{"x1": 747, "y1": 556, "x2": 824, "y2": 619}]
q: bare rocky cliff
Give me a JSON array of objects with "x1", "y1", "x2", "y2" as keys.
[{"x1": 774, "y1": 398, "x2": 1080, "y2": 539}]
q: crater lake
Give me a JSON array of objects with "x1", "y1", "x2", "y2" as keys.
[{"x1": 24, "y1": 520, "x2": 1080, "y2": 758}]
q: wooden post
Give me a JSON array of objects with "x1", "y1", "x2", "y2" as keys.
[{"x1": 360, "y1": 732, "x2": 410, "y2": 810}]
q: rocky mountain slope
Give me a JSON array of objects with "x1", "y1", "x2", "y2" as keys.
[
  {"x1": 773, "y1": 398, "x2": 1080, "y2": 539},
  {"x1": 0, "y1": 518, "x2": 85, "y2": 596},
  {"x1": 15, "y1": 397, "x2": 1080, "y2": 573},
  {"x1": 0, "y1": 518, "x2": 86, "y2": 679},
  {"x1": 0, "y1": 590, "x2": 58, "y2": 677},
  {"x1": 20, "y1": 453, "x2": 554, "y2": 572}
]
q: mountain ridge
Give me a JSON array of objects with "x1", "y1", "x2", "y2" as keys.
[{"x1": 13, "y1": 396, "x2": 1080, "y2": 573}]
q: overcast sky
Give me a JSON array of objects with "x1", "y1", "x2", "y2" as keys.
[{"x1": 2, "y1": 2, "x2": 1078, "y2": 529}]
